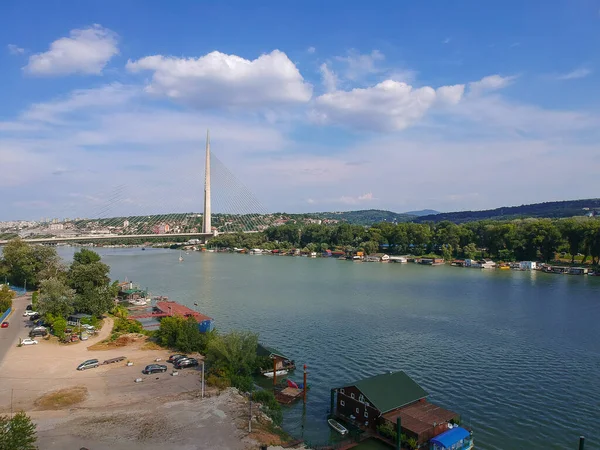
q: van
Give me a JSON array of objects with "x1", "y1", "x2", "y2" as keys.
[{"x1": 77, "y1": 359, "x2": 99, "y2": 370}]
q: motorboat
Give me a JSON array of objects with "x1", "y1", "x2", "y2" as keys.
[
  {"x1": 263, "y1": 369, "x2": 288, "y2": 378},
  {"x1": 129, "y1": 298, "x2": 148, "y2": 306},
  {"x1": 328, "y1": 418, "x2": 348, "y2": 435}
]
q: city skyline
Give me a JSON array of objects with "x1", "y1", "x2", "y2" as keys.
[{"x1": 1, "y1": 1, "x2": 599, "y2": 221}]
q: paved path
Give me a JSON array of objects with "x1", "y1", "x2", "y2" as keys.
[{"x1": 0, "y1": 294, "x2": 30, "y2": 365}]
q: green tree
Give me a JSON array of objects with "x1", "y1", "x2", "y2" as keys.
[
  {"x1": 68, "y1": 250, "x2": 114, "y2": 317},
  {"x1": 0, "y1": 411, "x2": 37, "y2": 450},
  {"x1": 361, "y1": 240, "x2": 379, "y2": 255},
  {"x1": 155, "y1": 316, "x2": 211, "y2": 353},
  {"x1": 1, "y1": 239, "x2": 61, "y2": 288},
  {"x1": 206, "y1": 331, "x2": 258, "y2": 377},
  {"x1": 38, "y1": 277, "x2": 75, "y2": 318},
  {"x1": 51, "y1": 317, "x2": 68, "y2": 340},
  {"x1": 560, "y1": 219, "x2": 586, "y2": 264},
  {"x1": 0, "y1": 285, "x2": 15, "y2": 313},
  {"x1": 462, "y1": 243, "x2": 478, "y2": 259}
]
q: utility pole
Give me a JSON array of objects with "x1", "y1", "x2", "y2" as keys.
[
  {"x1": 248, "y1": 394, "x2": 253, "y2": 433},
  {"x1": 11, "y1": 389, "x2": 14, "y2": 418},
  {"x1": 201, "y1": 361, "x2": 205, "y2": 398}
]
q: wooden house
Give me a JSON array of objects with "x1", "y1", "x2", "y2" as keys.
[
  {"x1": 256, "y1": 344, "x2": 296, "y2": 375},
  {"x1": 332, "y1": 371, "x2": 465, "y2": 447}
]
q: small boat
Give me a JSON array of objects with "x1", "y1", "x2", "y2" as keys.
[
  {"x1": 328, "y1": 418, "x2": 348, "y2": 436},
  {"x1": 263, "y1": 369, "x2": 288, "y2": 378}
]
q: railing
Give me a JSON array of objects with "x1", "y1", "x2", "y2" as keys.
[{"x1": 0, "y1": 307, "x2": 12, "y2": 323}]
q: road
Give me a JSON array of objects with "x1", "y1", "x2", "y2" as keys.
[{"x1": 0, "y1": 294, "x2": 30, "y2": 364}]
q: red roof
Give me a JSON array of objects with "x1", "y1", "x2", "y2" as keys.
[{"x1": 155, "y1": 301, "x2": 213, "y2": 323}]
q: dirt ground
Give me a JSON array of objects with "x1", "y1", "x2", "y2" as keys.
[{"x1": 0, "y1": 317, "x2": 300, "y2": 449}]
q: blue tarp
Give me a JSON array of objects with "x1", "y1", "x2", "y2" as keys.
[{"x1": 430, "y1": 427, "x2": 470, "y2": 448}]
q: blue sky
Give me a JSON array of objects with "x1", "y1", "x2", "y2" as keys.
[{"x1": 1, "y1": 0, "x2": 599, "y2": 220}]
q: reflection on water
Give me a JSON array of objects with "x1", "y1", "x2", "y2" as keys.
[{"x1": 57, "y1": 248, "x2": 600, "y2": 449}]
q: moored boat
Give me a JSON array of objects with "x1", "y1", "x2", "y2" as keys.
[
  {"x1": 328, "y1": 418, "x2": 348, "y2": 435},
  {"x1": 263, "y1": 369, "x2": 288, "y2": 378}
]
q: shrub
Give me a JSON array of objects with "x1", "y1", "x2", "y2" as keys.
[
  {"x1": 230, "y1": 374, "x2": 254, "y2": 393},
  {"x1": 0, "y1": 411, "x2": 37, "y2": 450},
  {"x1": 206, "y1": 374, "x2": 230, "y2": 391},
  {"x1": 252, "y1": 390, "x2": 283, "y2": 426},
  {"x1": 113, "y1": 318, "x2": 143, "y2": 334}
]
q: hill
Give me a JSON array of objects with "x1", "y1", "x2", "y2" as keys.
[
  {"x1": 403, "y1": 209, "x2": 439, "y2": 216},
  {"x1": 309, "y1": 209, "x2": 416, "y2": 225},
  {"x1": 414, "y1": 199, "x2": 600, "y2": 224}
]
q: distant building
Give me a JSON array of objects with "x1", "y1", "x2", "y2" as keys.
[
  {"x1": 519, "y1": 261, "x2": 537, "y2": 270},
  {"x1": 153, "y1": 223, "x2": 170, "y2": 234},
  {"x1": 123, "y1": 220, "x2": 130, "y2": 227},
  {"x1": 49, "y1": 223, "x2": 64, "y2": 231}
]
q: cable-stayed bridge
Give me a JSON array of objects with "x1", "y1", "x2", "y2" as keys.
[{"x1": 0, "y1": 132, "x2": 270, "y2": 245}]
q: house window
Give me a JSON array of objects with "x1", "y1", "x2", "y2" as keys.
[
  {"x1": 359, "y1": 394, "x2": 365, "y2": 402},
  {"x1": 364, "y1": 411, "x2": 368, "y2": 418},
  {"x1": 356, "y1": 407, "x2": 360, "y2": 414},
  {"x1": 365, "y1": 402, "x2": 370, "y2": 407},
  {"x1": 351, "y1": 393, "x2": 355, "y2": 399},
  {"x1": 340, "y1": 388, "x2": 345, "y2": 394},
  {"x1": 340, "y1": 400, "x2": 345, "y2": 407}
]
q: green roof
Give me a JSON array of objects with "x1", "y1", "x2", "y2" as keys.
[
  {"x1": 340, "y1": 371, "x2": 428, "y2": 414},
  {"x1": 257, "y1": 343, "x2": 289, "y2": 360}
]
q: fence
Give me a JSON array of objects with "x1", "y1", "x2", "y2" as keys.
[{"x1": 0, "y1": 307, "x2": 12, "y2": 323}]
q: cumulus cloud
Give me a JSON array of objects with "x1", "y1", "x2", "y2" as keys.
[
  {"x1": 468, "y1": 74, "x2": 516, "y2": 95},
  {"x1": 335, "y1": 49, "x2": 385, "y2": 80},
  {"x1": 7, "y1": 44, "x2": 25, "y2": 55},
  {"x1": 24, "y1": 24, "x2": 118, "y2": 76},
  {"x1": 313, "y1": 80, "x2": 464, "y2": 131},
  {"x1": 556, "y1": 68, "x2": 592, "y2": 80},
  {"x1": 307, "y1": 46, "x2": 316, "y2": 54},
  {"x1": 126, "y1": 50, "x2": 312, "y2": 109},
  {"x1": 319, "y1": 63, "x2": 338, "y2": 92}
]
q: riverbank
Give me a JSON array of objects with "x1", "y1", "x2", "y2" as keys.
[{"x1": 0, "y1": 315, "x2": 301, "y2": 449}]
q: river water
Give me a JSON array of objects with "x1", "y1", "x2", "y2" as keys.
[{"x1": 57, "y1": 247, "x2": 600, "y2": 449}]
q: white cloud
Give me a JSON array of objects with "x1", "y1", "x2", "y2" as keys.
[
  {"x1": 313, "y1": 80, "x2": 464, "y2": 131},
  {"x1": 468, "y1": 74, "x2": 516, "y2": 95},
  {"x1": 335, "y1": 49, "x2": 385, "y2": 80},
  {"x1": 24, "y1": 24, "x2": 118, "y2": 76},
  {"x1": 126, "y1": 50, "x2": 312, "y2": 109},
  {"x1": 7, "y1": 44, "x2": 25, "y2": 55},
  {"x1": 442, "y1": 38, "x2": 451, "y2": 44},
  {"x1": 21, "y1": 83, "x2": 137, "y2": 124},
  {"x1": 307, "y1": 46, "x2": 316, "y2": 54},
  {"x1": 340, "y1": 193, "x2": 375, "y2": 205},
  {"x1": 319, "y1": 63, "x2": 338, "y2": 92},
  {"x1": 556, "y1": 68, "x2": 592, "y2": 80}
]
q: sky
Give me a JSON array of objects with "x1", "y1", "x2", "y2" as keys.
[{"x1": 1, "y1": 0, "x2": 600, "y2": 221}]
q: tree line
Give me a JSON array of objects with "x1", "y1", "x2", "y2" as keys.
[{"x1": 209, "y1": 217, "x2": 600, "y2": 263}]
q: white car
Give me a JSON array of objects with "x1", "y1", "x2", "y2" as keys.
[
  {"x1": 23, "y1": 310, "x2": 38, "y2": 317},
  {"x1": 21, "y1": 338, "x2": 38, "y2": 345}
]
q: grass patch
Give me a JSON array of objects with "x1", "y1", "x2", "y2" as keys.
[
  {"x1": 141, "y1": 341, "x2": 163, "y2": 350},
  {"x1": 35, "y1": 386, "x2": 88, "y2": 410}
]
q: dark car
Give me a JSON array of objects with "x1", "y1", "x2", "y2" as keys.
[
  {"x1": 30, "y1": 329, "x2": 48, "y2": 338},
  {"x1": 1, "y1": 322, "x2": 8, "y2": 328},
  {"x1": 142, "y1": 364, "x2": 168, "y2": 374},
  {"x1": 167, "y1": 354, "x2": 187, "y2": 363},
  {"x1": 174, "y1": 358, "x2": 199, "y2": 370},
  {"x1": 29, "y1": 314, "x2": 40, "y2": 321},
  {"x1": 170, "y1": 355, "x2": 189, "y2": 365},
  {"x1": 26, "y1": 304, "x2": 33, "y2": 311},
  {"x1": 77, "y1": 359, "x2": 99, "y2": 370}
]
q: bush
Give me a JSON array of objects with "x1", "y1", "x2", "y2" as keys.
[
  {"x1": 230, "y1": 374, "x2": 254, "y2": 393},
  {"x1": 206, "y1": 374, "x2": 231, "y2": 391},
  {"x1": 113, "y1": 318, "x2": 143, "y2": 334},
  {"x1": 155, "y1": 316, "x2": 210, "y2": 353},
  {"x1": 0, "y1": 411, "x2": 37, "y2": 450},
  {"x1": 252, "y1": 390, "x2": 283, "y2": 426}
]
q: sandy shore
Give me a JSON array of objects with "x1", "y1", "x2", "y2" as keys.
[{"x1": 0, "y1": 316, "x2": 303, "y2": 449}]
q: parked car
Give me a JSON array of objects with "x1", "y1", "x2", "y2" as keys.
[
  {"x1": 23, "y1": 310, "x2": 38, "y2": 317},
  {"x1": 29, "y1": 314, "x2": 40, "y2": 321},
  {"x1": 174, "y1": 358, "x2": 199, "y2": 369},
  {"x1": 170, "y1": 355, "x2": 189, "y2": 364},
  {"x1": 167, "y1": 354, "x2": 187, "y2": 363},
  {"x1": 77, "y1": 359, "x2": 99, "y2": 370},
  {"x1": 26, "y1": 304, "x2": 33, "y2": 311},
  {"x1": 21, "y1": 338, "x2": 38, "y2": 345},
  {"x1": 1, "y1": 322, "x2": 8, "y2": 328},
  {"x1": 142, "y1": 364, "x2": 168, "y2": 374},
  {"x1": 30, "y1": 329, "x2": 48, "y2": 338}
]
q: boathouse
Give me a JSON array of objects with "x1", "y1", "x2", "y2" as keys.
[
  {"x1": 256, "y1": 344, "x2": 296, "y2": 374},
  {"x1": 154, "y1": 300, "x2": 214, "y2": 332},
  {"x1": 332, "y1": 371, "x2": 461, "y2": 446}
]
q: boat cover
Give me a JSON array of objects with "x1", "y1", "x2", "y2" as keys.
[{"x1": 430, "y1": 427, "x2": 470, "y2": 448}]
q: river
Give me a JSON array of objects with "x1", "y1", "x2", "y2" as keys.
[{"x1": 57, "y1": 247, "x2": 600, "y2": 449}]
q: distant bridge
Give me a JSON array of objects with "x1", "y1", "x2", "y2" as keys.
[{"x1": 0, "y1": 232, "x2": 215, "y2": 245}]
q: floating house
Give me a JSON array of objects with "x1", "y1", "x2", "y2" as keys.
[
  {"x1": 519, "y1": 261, "x2": 537, "y2": 270},
  {"x1": 569, "y1": 267, "x2": 589, "y2": 275},
  {"x1": 389, "y1": 256, "x2": 408, "y2": 263},
  {"x1": 365, "y1": 253, "x2": 390, "y2": 262},
  {"x1": 117, "y1": 281, "x2": 148, "y2": 302},
  {"x1": 419, "y1": 258, "x2": 445, "y2": 266},
  {"x1": 152, "y1": 300, "x2": 214, "y2": 332},
  {"x1": 331, "y1": 371, "x2": 472, "y2": 448},
  {"x1": 257, "y1": 344, "x2": 296, "y2": 376},
  {"x1": 430, "y1": 426, "x2": 474, "y2": 450}
]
